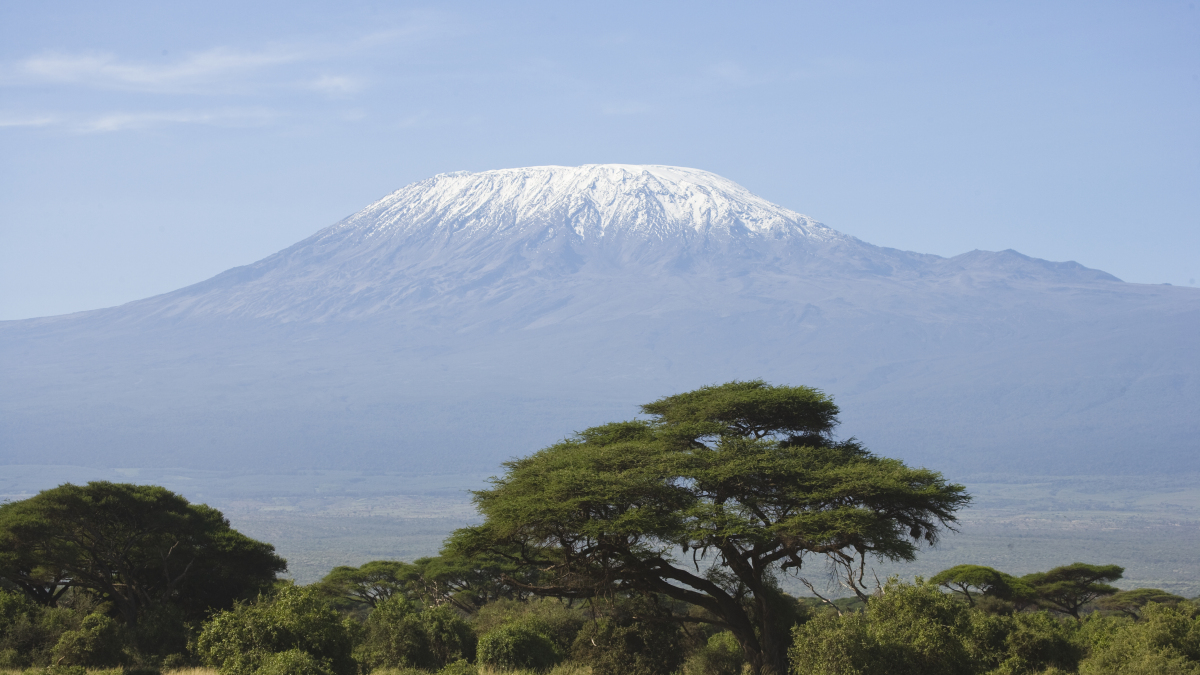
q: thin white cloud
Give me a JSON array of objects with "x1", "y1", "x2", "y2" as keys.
[
  {"x1": 14, "y1": 46, "x2": 306, "y2": 93},
  {"x1": 0, "y1": 114, "x2": 59, "y2": 128},
  {"x1": 75, "y1": 108, "x2": 277, "y2": 132},
  {"x1": 308, "y1": 74, "x2": 366, "y2": 95}
]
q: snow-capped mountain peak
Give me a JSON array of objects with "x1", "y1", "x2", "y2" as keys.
[{"x1": 327, "y1": 164, "x2": 841, "y2": 244}]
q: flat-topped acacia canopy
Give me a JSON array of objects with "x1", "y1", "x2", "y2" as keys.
[{"x1": 448, "y1": 380, "x2": 970, "y2": 675}]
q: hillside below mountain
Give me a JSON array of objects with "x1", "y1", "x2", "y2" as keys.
[{"x1": 1, "y1": 165, "x2": 1196, "y2": 477}]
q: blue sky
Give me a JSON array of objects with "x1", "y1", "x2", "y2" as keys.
[{"x1": 1, "y1": 0, "x2": 1197, "y2": 320}]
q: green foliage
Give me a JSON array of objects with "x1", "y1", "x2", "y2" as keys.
[
  {"x1": 355, "y1": 594, "x2": 476, "y2": 672},
  {"x1": 1022, "y1": 563, "x2": 1124, "y2": 620},
  {"x1": 422, "y1": 605, "x2": 477, "y2": 667},
  {"x1": 641, "y1": 379, "x2": 840, "y2": 443},
  {"x1": 193, "y1": 583, "x2": 355, "y2": 675},
  {"x1": 0, "y1": 588, "x2": 119, "y2": 668},
  {"x1": 256, "y1": 648, "x2": 338, "y2": 675},
  {"x1": 683, "y1": 631, "x2": 746, "y2": 675},
  {"x1": 987, "y1": 611, "x2": 1082, "y2": 674},
  {"x1": 570, "y1": 599, "x2": 684, "y2": 675},
  {"x1": 789, "y1": 580, "x2": 978, "y2": 675},
  {"x1": 453, "y1": 381, "x2": 969, "y2": 674},
  {"x1": 437, "y1": 657, "x2": 479, "y2": 675},
  {"x1": 477, "y1": 619, "x2": 563, "y2": 671},
  {"x1": 930, "y1": 565, "x2": 1037, "y2": 608},
  {"x1": 50, "y1": 612, "x2": 124, "y2": 667},
  {"x1": 789, "y1": 579, "x2": 1085, "y2": 675},
  {"x1": 414, "y1": 552, "x2": 541, "y2": 611},
  {"x1": 316, "y1": 560, "x2": 417, "y2": 612},
  {"x1": 471, "y1": 598, "x2": 584, "y2": 653},
  {"x1": 1079, "y1": 601, "x2": 1200, "y2": 674},
  {"x1": 352, "y1": 594, "x2": 428, "y2": 671},
  {"x1": 0, "y1": 482, "x2": 285, "y2": 629},
  {"x1": 1095, "y1": 588, "x2": 1187, "y2": 618}
]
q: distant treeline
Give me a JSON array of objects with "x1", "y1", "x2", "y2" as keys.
[{"x1": 3, "y1": 382, "x2": 1198, "y2": 675}]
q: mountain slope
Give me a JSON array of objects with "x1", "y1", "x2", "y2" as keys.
[{"x1": 0, "y1": 165, "x2": 1195, "y2": 478}]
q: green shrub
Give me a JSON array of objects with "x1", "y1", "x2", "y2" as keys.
[
  {"x1": 422, "y1": 605, "x2": 477, "y2": 667},
  {"x1": 1079, "y1": 601, "x2": 1200, "y2": 675},
  {"x1": 571, "y1": 615, "x2": 683, "y2": 675},
  {"x1": 988, "y1": 611, "x2": 1083, "y2": 674},
  {"x1": 0, "y1": 590, "x2": 87, "y2": 668},
  {"x1": 477, "y1": 619, "x2": 562, "y2": 671},
  {"x1": 789, "y1": 580, "x2": 1094, "y2": 675},
  {"x1": 355, "y1": 596, "x2": 432, "y2": 671},
  {"x1": 355, "y1": 596, "x2": 475, "y2": 671},
  {"x1": 471, "y1": 598, "x2": 584, "y2": 652},
  {"x1": 193, "y1": 584, "x2": 356, "y2": 675},
  {"x1": 50, "y1": 612, "x2": 124, "y2": 667},
  {"x1": 682, "y1": 631, "x2": 744, "y2": 675},
  {"x1": 791, "y1": 580, "x2": 978, "y2": 675},
  {"x1": 437, "y1": 657, "x2": 479, "y2": 675},
  {"x1": 256, "y1": 648, "x2": 338, "y2": 675}
]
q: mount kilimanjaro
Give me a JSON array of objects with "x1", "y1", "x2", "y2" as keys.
[{"x1": 1, "y1": 165, "x2": 1196, "y2": 478}]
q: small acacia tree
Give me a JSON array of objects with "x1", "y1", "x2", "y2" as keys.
[
  {"x1": 930, "y1": 564, "x2": 1035, "y2": 607},
  {"x1": 317, "y1": 560, "x2": 416, "y2": 610},
  {"x1": 1022, "y1": 563, "x2": 1124, "y2": 620},
  {"x1": 448, "y1": 380, "x2": 970, "y2": 675}
]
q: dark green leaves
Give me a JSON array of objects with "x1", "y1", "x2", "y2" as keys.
[
  {"x1": 0, "y1": 482, "x2": 285, "y2": 626},
  {"x1": 642, "y1": 380, "x2": 838, "y2": 442},
  {"x1": 453, "y1": 381, "x2": 970, "y2": 674}
]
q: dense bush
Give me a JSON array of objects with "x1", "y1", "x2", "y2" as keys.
[
  {"x1": 356, "y1": 596, "x2": 476, "y2": 672},
  {"x1": 477, "y1": 619, "x2": 563, "y2": 671},
  {"x1": 986, "y1": 610, "x2": 1083, "y2": 674},
  {"x1": 1078, "y1": 601, "x2": 1200, "y2": 674},
  {"x1": 355, "y1": 596, "x2": 432, "y2": 671},
  {"x1": 193, "y1": 584, "x2": 356, "y2": 675},
  {"x1": 681, "y1": 630, "x2": 746, "y2": 675},
  {"x1": 791, "y1": 580, "x2": 979, "y2": 675},
  {"x1": 789, "y1": 579, "x2": 1093, "y2": 675},
  {"x1": 51, "y1": 612, "x2": 125, "y2": 667},
  {"x1": 0, "y1": 589, "x2": 122, "y2": 668},
  {"x1": 471, "y1": 597, "x2": 585, "y2": 652},
  {"x1": 571, "y1": 614, "x2": 684, "y2": 675}
]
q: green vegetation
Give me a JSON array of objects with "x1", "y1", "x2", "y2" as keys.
[
  {"x1": 2, "y1": 382, "x2": 1198, "y2": 675},
  {"x1": 448, "y1": 380, "x2": 969, "y2": 674},
  {"x1": 0, "y1": 481, "x2": 284, "y2": 669}
]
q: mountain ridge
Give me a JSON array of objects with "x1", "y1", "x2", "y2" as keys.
[{"x1": 0, "y1": 165, "x2": 1194, "y2": 478}]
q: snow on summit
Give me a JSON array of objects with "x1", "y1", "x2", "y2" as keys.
[
  {"x1": 113, "y1": 163, "x2": 1116, "y2": 324},
  {"x1": 330, "y1": 164, "x2": 840, "y2": 243}
]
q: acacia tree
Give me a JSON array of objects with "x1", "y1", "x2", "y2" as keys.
[
  {"x1": 0, "y1": 482, "x2": 285, "y2": 626},
  {"x1": 930, "y1": 564, "x2": 1035, "y2": 607},
  {"x1": 448, "y1": 380, "x2": 970, "y2": 675},
  {"x1": 1022, "y1": 562, "x2": 1124, "y2": 620},
  {"x1": 1095, "y1": 588, "x2": 1186, "y2": 618},
  {"x1": 318, "y1": 560, "x2": 417, "y2": 610}
]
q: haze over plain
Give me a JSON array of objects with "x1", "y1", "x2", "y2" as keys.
[{"x1": 1, "y1": 2, "x2": 1197, "y2": 589}]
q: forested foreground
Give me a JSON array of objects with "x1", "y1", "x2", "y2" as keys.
[{"x1": 3, "y1": 382, "x2": 1198, "y2": 675}]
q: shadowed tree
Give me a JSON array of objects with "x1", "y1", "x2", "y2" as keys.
[
  {"x1": 317, "y1": 560, "x2": 417, "y2": 610},
  {"x1": 448, "y1": 380, "x2": 970, "y2": 675},
  {"x1": 0, "y1": 482, "x2": 285, "y2": 626}
]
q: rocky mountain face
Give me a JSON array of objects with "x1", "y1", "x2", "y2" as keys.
[{"x1": 1, "y1": 165, "x2": 1196, "y2": 478}]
